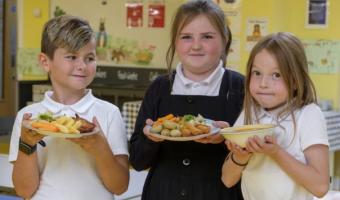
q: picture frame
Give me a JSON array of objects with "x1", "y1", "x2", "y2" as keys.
[{"x1": 306, "y1": 0, "x2": 328, "y2": 28}]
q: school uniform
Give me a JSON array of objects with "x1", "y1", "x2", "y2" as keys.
[
  {"x1": 129, "y1": 62, "x2": 245, "y2": 200},
  {"x1": 9, "y1": 90, "x2": 128, "y2": 200}
]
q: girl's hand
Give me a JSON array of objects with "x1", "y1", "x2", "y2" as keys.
[
  {"x1": 20, "y1": 113, "x2": 45, "y2": 146},
  {"x1": 68, "y1": 117, "x2": 108, "y2": 156},
  {"x1": 246, "y1": 135, "x2": 280, "y2": 156},
  {"x1": 195, "y1": 120, "x2": 228, "y2": 144},
  {"x1": 225, "y1": 140, "x2": 252, "y2": 162},
  {"x1": 143, "y1": 119, "x2": 164, "y2": 142}
]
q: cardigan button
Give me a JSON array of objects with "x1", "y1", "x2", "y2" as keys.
[
  {"x1": 180, "y1": 189, "x2": 187, "y2": 196},
  {"x1": 186, "y1": 97, "x2": 193, "y2": 103},
  {"x1": 182, "y1": 158, "x2": 191, "y2": 166}
]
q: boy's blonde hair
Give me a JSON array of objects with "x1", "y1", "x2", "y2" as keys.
[
  {"x1": 166, "y1": 0, "x2": 232, "y2": 74},
  {"x1": 244, "y1": 32, "x2": 317, "y2": 125},
  {"x1": 41, "y1": 15, "x2": 95, "y2": 59}
]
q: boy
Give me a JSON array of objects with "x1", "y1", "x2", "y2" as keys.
[{"x1": 9, "y1": 15, "x2": 129, "y2": 200}]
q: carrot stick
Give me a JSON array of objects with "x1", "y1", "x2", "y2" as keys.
[
  {"x1": 31, "y1": 121, "x2": 59, "y2": 132},
  {"x1": 156, "y1": 114, "x2": 174, "y2": 123}
]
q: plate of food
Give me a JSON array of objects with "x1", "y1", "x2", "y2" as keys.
[
  {"x1": 146, "y1": 114, "x2": 220, "y2": 141},
  {"x1": 22, "y1": 112, "x2": 98, "y2": 138},
  {"x1": 220, "y1": 124, "x2": 276, "y2": 147}
]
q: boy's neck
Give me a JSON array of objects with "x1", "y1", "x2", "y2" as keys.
[{"x1": 51, "y1": 89, "x2": 88, "y2": 105}]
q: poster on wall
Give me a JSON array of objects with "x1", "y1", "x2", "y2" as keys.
[
  {"x1": 214, "y1": 0, "x2": 242, "y2": 10},
  {"x1": 303, "y1": 39, "x2": 340, "y2": 74},
  {"x1": 306, "y1": 0, "x2": 328, "y2": 28},
  {"x1": 17, "y1": 48, "x2": 47, "y2": 81},
  {"x1": 148, "y1": 3, "x2": 165, "y2": 28},
  {"x1": 126, "y1": 2, "x2": 143, "y2": 28},
  {"x1": 224, "y1": 9, "x2": 241, "y2": 35},
  {"x1": 245, "y1": 18, "x2": 268, "y2": 51},
  {"x1": 228, "y1": 38, "x2": 241, "y2": 63}
]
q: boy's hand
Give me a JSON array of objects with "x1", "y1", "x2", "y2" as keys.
[
  {"x1": 21, "y1": 113, "x2": 45, "y2": 146},
  {"x1": 68, "y1": 117, "x2": 108, "y2": 156},
  {"x1": 246, "y1": 135, "x2": 280, "y2": 156}
]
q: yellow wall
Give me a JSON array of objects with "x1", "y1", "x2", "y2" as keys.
[
  {"x1": 19, "y1": 0, "x2": 340, "y2": 109},
  {"x1": 287, "y1": 0, "x2": 340, "y2": 109},
  {"x1": 20, "y1": 0, "x2": 49, "y2": 48},
  {"x1": 236, "y1": 0, "x2": 340, "y2": 109}
]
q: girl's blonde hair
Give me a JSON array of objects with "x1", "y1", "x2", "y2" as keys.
[
  {"x1": 166, "y1": 0, "x2": 232, "y2": 75},
  {"x1": 244, "y1": 32, "x2": 317, "y2": 125}
]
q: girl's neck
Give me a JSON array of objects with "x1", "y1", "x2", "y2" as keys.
[
  {"x1": 51, "y1": 88, "x2": 87, "y2": 105},
  {"x1": 264, "y1": 101, "x2": 287, "y2": 112}
]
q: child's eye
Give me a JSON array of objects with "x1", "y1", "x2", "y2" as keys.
[
  {"x1": 85, "y1": 56, "x2": 96, "y2": 63},
  {"x1": 251, "y1": 70, "x2": 261, "y2": 76},
  {"x1": 65, "y1": 55, "x2": 76, "y2": 60},
  {"x1": 272, "y1": 72, "x2": 281, "y2": 80},
  {"x1": 202, "y1": 34, "x2": 213, "y2": 39},
  {"x1": 180, "y1": 35, "x2": 192, "y2": 40}
]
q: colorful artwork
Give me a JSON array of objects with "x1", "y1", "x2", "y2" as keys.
[
  {"x1": 17, "y1": 48, "x2": 47, "y2": 81},
  {"x1": 148, "y1": 3, "x2": 165, "y2": 28},
  {"x1": 126, "y1": 3, "x2": 143, "y2": 28},
  {"x1": 96, "y1": 36, "x2": 156, "y2": 66},
  {"x1": 303, "y1": 39, "x2": 340, "y2": 74},
  {"x1": 246, "y1": 18, "x2": 268, "y2": 51}
]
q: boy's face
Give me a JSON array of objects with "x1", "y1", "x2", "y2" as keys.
[{"x1": 40, "y1": 38, "x2": 97, "y2": 93}]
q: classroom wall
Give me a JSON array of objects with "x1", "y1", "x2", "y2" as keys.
[
  {"x1": 18, "y1": 0, "x2": 340, "y2": 109},
  {"x1": 236, "y1": 0, "x2": 340, "y2": 109}
]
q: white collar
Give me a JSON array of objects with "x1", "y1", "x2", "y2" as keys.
[
  {"x1": 257, "y1": 105, "x2": 292, "y2": 122},
  {"x1": 175, "y1": 60, "x2": 224, "y2": 86},
  {"x1": 41, "y1": 89, "x2": 95, "y2": 114}
]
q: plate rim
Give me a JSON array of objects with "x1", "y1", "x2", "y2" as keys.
[
  {"x1": 220, "y1": 124, "x2": 276, "y2": 135},
  {"x1": 22, "y1": 120, "x2": 99, "y2": 138},
  {"x1": 146, "y1": 119, "x2": 220, "y2": 141}
]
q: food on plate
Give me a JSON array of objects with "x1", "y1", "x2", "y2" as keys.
[
  {"x1": 149, "y1": 114, "x2": 211, "y2": 137},
  {"x1": 29, "y1": 112, "x2": 95, "y2": 134}
]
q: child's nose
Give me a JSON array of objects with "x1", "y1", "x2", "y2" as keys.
[
  {"x1": 260, "y1": 76, "x2": 269, "y2": 88},
  {"x1": 192, "y1": 39, "x2": 202, "y2": 50},
  {"x1": 75, "y1": 59, "x2": 86, "y2": 70}
]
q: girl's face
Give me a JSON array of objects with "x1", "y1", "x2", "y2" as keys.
[
  {"x1": 249, "y1": 49, "x2": 288, "y2": 110},
  {"x1": 42, "y1": 38, "x2": 97, "y2": 93},
  {"x1": 175, "y1": 14, "x2": 223, "y2": 78}
]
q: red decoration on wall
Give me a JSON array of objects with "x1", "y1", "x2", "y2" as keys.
[
  {"x1": 126, "y1": 3, "x2": 143, "y2": 28},
  {"x1": 148, "y1": 4, "x2": 165, "y2": 28}
]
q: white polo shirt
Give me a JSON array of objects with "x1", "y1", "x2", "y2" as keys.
[
  {"x1": 234, "y1": 103, "x2": 329, "y2": 200},
  {"x1": 172, "y1": 60, "x2": 225, "y2": 96},
  {"x1": 9, "y1": 90, "x2": 128, "y2": 200}
]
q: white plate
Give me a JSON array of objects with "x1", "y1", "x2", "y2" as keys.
[
  {"x1": 146, "y1": 119, "x2": 220, "y2": 141},
  {"x1": 22, "y1": 120, "x2": 99, "y2": 138}
]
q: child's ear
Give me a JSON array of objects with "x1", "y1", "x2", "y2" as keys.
[{"x1": 38, "y1": 53, "x2": 50, "y2": 72}]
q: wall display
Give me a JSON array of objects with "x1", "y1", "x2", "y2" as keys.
[
  {"x1": 17, "y1": 48, "x2": 47, "y2": 81},
  {"x1": 228, "y1": 38, "x2": 240, "y2": 63},
  {"x1": 0, "y1": 0, "x2": 3, "y2": 99},
  {"x1": 245, "y1": 17, "x2": 268, "y2": 51},
  {"x1": 126, "y1": 2, "x2": 143, "y2": 28},
  {"x1": 148, "y1": 3, "x2": 165, "y2": 28},
  {"x1": 303, "y1": 39, "x2": 340, "y2": 74},
  {"x1": 306, "y1": 0, "x2": 328, "y2": 28}
]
